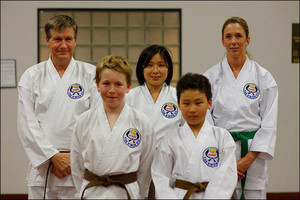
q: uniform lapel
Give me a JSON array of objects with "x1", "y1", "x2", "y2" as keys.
[
  {"x1": 141, "y1": 84, "x2": 168, "y2": 123},
  {"x1": 178, "y1": 123, "x2": 198, "y2": 180},
  {"x1": 41, "y1": 57, "x2": 75, "y2": 135},
  {"x1": 215, "y1": 58, "x2": 236, "y2": 128},
  {"x1": 235, "y1": 57, "x2": 251, "y2": 90},
  {"x1": 96, "y1": 103, "x2": 128, "y2": 170}
]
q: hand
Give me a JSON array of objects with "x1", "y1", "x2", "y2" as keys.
[
  {"x1": 237, "y1": 171, "x2": 245, "y2": 180},
  {"x1": 237, "y1": 151, "x2": 260, "y2": 180},
  {"x1": 50, "y1": 152, "x2": 71, "y2": 179}
]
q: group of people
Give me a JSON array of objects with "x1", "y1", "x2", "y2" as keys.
[{"x1": 17, "y1": 14, "x2": 278, "y2": 199}]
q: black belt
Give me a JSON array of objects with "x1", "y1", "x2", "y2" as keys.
[{"x1": 43, "y1": 150, "x2": 70, "y2": 200}]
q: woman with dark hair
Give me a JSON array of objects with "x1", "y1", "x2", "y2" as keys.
[
  {"x1": 204, "y1": 16, "x2": 278, "y2": 199},
  {"x1": 126, "y1": 45, "x2": 184, "y2": 198},
  {"x1": 126, "y1": 45, "x2": 183, "y2": 148}
]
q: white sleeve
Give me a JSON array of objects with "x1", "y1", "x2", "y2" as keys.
[
  {"x1": 71, "y1": 118, "x2": 85, "y2": 193},
  {"x1": 203, "y1": 132, "x2": 237, "y2": 199},
  {"x1": 137, "y1": 124, "x2": 156, "y2": 198},
  {"x1": 17, "y1": 85, "x2": 58, "y2": 168},
  {"x1": 151, "y1": 136, "x2": 179, "y2": 199},
  {"x1": 250, "y1": 85, "x2": 278, "y2": 160}
]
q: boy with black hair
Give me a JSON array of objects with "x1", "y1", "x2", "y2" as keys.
[{"x1": 151, "y1": 73, "x2": 237, "y2": 199}]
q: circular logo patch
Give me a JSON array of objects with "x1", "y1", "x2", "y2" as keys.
[
  {"x1": 123, "y1": 128, "x2": 141, "y2": 148},
  {"x1": 203, "y1": 147, "x2": 219, "y2": 167},
  {"x1": 67, "y1": 83, "x2": 84, "y2": 99},
  {"x1": 161, "y1": 102, "x2": 178, "y2": 118},
  {"x1": 243, "y1": 83, "x2": 259, "y2": 99}
]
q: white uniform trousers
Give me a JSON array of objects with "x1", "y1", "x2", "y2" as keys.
[
  {"x1": 232, "y1": 188, "x2": 266, "y2": 199},
  {"x1": 28, "y1": 186, "x2": 77, "y2": 199}
]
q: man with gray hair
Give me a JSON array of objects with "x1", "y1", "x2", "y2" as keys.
[{"x1": 17, "y1": 15, "x2": 100, "y2": 199}]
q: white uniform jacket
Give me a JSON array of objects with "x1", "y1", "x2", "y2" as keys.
[
  {"x1": 17, "y1": 57, "x2": 100, "y2": 186},
  {"x1": 71, "y1": 103, "x2": 155, "y2": 199},
  {"x1": 204, "y1": 57, "x2": 278, "y2": 190},
  {"x1": 151, "y1": 120, "x2": 237, "y2": 199},
  {"x1": 126, "y1": 83, "x2": 184, "y2": 148}
]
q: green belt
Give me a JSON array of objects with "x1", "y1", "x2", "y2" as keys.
[{"x1": 230, "y1": 131, "x2": 256, "y2": 200}]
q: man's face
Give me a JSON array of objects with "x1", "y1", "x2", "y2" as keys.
[{"x1": 46, "y1": 28, "x2": 77, "y2": 65}]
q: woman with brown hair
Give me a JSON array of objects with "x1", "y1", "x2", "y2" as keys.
[{"x1": 204, "y1": 16, "x2": 278, "y2": 199}]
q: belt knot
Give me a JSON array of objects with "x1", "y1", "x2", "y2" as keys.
[
  {"x1": 175, "y1": 179, "x2": 208, "y2": 199},
  {"x1": 194, "y1": 182, "x2": 206, "y2": 191},
  {"x1": 99, "y1": 175, "x2": 113, "y2": 186}
]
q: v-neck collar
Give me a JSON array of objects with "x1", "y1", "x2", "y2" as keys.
[
  {"x1": 47, "y1": 56, "x2": 75, "y2": 82},
  {"x1": 222, "y1": 56, "x2": 251, "y2": 82},
  {"x1": 99, "y1": 102, "x2": 128, "y2": 134},
  {"x1": 141, "y1": 83, "x2": 168, "y2": 104}
]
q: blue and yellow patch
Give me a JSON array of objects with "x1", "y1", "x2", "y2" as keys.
[
  {"x1": 123, "y1": 128, "x2": 141, "y2": 148},
  {"x1": 67, "y1": 83, "x2": 84, "y2": 99},
  {"x1": 243, "y1": 83, "x2": 259, "y2": 99},
  {"x1": 161, "y1": 102, "x2": 178, "y2": 118},
  {"x1": 203, "y1": 147, "x2": 219, "y2": 167}
]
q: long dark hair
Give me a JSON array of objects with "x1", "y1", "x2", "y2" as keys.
[{"x1": 136, "y1": 45, "x2": 173, "y2": 85}]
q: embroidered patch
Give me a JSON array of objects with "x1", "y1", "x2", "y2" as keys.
[
  {"x1": 67, "y1": 83, "x2": 84, "y2": 99},
  {"x1": 161, "y1": 102, "x2": 178, "y2": 118},
  {"x1": 123, "y1": 128, "x2": 141, "y2": 148},
  {"x1": 243, "y1": 83, "x2": 259, "y2": 99},
  {"x1": 203, "y1": 147, "x2": 219, "y2": 167}
]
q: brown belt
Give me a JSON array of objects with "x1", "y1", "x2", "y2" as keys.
[
  {"x1": 175, "y1": 179, "x2": 209, "y2": 199},
  {"x1": 81, "y1": 169, "x2": 137, "y2": 199}
]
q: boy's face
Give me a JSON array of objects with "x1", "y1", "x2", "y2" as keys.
[
  {"x1": 178, "y1": 89, "x2": 212, "y2": 131},
  {"x1": 97, "y1": 68, "x2": 131, "y2": 110}
]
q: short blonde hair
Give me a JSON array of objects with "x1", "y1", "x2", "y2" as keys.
[{"x1": 95, "y1": 55, "x2": 132, "y2": 85}]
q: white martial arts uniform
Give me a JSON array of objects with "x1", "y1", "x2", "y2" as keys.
[
  {"x1": 71, "y1": 103, "x2": 155, "y2": 199},
  {"x1": 151, "y1": 120, "x2": 237, "y2": 199},
  {"x1": 126, "y1": 83, "x2": 184, "y2": 148},
  {"x1": 204, "y1": 57, "x2": 278, "y2": 197},
  {"x1": 17, "y1": 57, "x2": 100, "y2": 198}
]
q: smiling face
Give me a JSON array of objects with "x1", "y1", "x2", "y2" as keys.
[
  {"x1": 97, "y1": 68, "x2": 131, "y2": 111},
  {"x1": 46, "y1": 28, "x2": 77, "y2": 67},
  {"x1": 179, "y1": 89, "x2": 212, "y2": 133},
  {"x1": 143, "y1": 53, "x2": 168, "y2": 90},
  {"x1": 222, "y1": 23, "x2": 250, "y2": 59}
]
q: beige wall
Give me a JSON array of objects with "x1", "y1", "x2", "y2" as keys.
[{"x1": 1, "y1": 1, "x2": 299, "y2": 194}]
